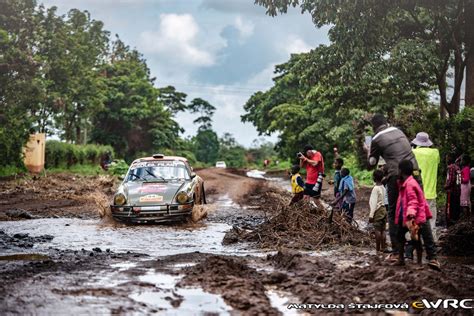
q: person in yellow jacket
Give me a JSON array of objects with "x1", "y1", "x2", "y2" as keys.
[
  {"x1": 290, "y1": 165, "x2": 305, "y2": 205},
  {"x1": 411, "y1": 132, "x2": 440, "y2": 241}
]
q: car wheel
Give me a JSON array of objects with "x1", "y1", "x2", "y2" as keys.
[{"x1": 201, "y1": 184, "x2": 207, "y2": 204}]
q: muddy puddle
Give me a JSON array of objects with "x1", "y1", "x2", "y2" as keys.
[
  {"x1": 130, "y1": 270, "x2": 232, "y2": 315},
  {"x1": 0, "y1": 218, "x2": 234, "y2": 256},
  {"x1": 0, "y1": 194, "x2": 268, "y2": 257}
]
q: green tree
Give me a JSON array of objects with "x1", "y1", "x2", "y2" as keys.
[
  {"x1": 218, "y1": 133, "x2": 246, "y2": 167},
  {"x1": 194, "y1": 129, "x2": 219, "y2": 164},
  {"x1": 242, "y1": 41, "x2": 434, "y2": 162},
  {"x1": 188, "y1": 97, "x2": 216, "y2": 131},
  {"x1": 158, "y1": 85, "x2": 187, "y2": 115},
  {"x1": 0, "y1": 0, "x2": 38, "y2": 167},
  {"x1": 53, "y1": 9, "x2": 109, "y2": 143},
  {"x1": 90, "y1": 39, "x2": 181, "y2": 160},
  {"x1": 255, "y1": 0, "x2": 474, "y2": 116}
]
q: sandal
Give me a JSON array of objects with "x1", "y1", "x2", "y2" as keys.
[{"x1": 427, "y1": 259, "x2": 441, "y2": 271}]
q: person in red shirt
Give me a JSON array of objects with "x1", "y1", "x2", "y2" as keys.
[{"x1": 299, "y1": 145, "x2": 325, "y2": 203}]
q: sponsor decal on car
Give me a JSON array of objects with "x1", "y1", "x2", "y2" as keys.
[
  {"x1": 131, "y1": 161, "x2": 180, "y2": 169},
  {"x1": 139, "y1": 184, "x2": 167, "y2": 194},
  {"x1": 139, "y1": 194, "x2": 164, "y2": 203}
]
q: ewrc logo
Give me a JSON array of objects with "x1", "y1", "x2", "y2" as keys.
[{"x1": 412, "y1": 299, "x2": 473, "y2": 309}]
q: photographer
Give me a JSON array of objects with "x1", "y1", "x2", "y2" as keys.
[{"x1": 298, "y1": 145, "x2": 325, "y2": 203}]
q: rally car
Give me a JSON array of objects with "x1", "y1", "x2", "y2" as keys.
[{"x1": 110, "y1": 154, "x2": 206, "y2": 223}]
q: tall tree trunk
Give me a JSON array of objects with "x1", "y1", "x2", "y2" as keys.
[
  {"x1": 438, "y1": 73, "x2": 449, "y2": 118},
  {"x1": 465, "y1": 0, "x2": 474, "y2": 107},
  {"x1": 453, "y1": 52, "x2": 461, "y2": 114},
  {"x1": 76, "y1": 125, "x2": 82, "y2": 145}
]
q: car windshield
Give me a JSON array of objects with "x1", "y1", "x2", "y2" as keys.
[{"x1": 125, "y1": 160, "x2": 190, "y2": 182}]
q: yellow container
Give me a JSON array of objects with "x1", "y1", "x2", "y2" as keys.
[{"x1": 23, "y1": 133, "x2": 46, "y2": 173}]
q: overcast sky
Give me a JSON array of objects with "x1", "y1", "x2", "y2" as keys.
[{"x1": 42, "y1": 0, "x2": 329, "y2": 147}]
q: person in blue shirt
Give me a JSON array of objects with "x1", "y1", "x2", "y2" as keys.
[
  {"x1": 332, "y1": 168, "x2": 357, "y2": 222},
  {"x1": 332, "y1": 158, "x2": 344, "y2": 198}
]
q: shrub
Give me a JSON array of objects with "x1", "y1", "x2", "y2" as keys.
[
  {"x1": 108, "y1": 159, "x2": 129, "y2": 177},
  {"x1": 45, "y1": 140, "x2": 115, "y2": 169}
]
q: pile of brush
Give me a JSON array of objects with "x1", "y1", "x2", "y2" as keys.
[
  {"x1": 225, "y1": 191, "x2": 372, "y2": 250},
  {"x1": 440, "y1": 216, "x2": 474, "y2": 256}
]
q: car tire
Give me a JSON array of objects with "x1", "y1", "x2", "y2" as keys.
[{"x1": 201, "y1": 184, "x2": 207, "y2": 204}]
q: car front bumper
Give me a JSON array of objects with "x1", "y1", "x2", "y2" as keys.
[{"x1": 110, "y1": 203, "x2": 194, "y2": 223}]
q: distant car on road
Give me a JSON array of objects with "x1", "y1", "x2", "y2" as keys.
[
  {"x1": 215, "y1": 161, "x2": 227, "y2": 168},
  {"x1": 111, "y1": 154, "x2": 206, "y2": 223}
]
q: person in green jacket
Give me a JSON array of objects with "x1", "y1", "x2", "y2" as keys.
[{"x1": 412, "y1": 132, "x2": 440, "y2": 241}]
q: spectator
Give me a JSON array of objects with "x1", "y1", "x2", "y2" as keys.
[
  {"x1": 411, "y1": 132, "x2": 440, "y2": 240},
  {"x1": 377, "y1": 158, "x2": 389, "y2": 215},
  {"x1": 460, "y1": 154, "x2": 472, "y2": 216},
  {"x1": 289, "y1": 165, "x2": 305, "y2": 205},
  {"x1": 445, "y1": 153, "x2": 461, "y2": 226},
  {"x1": 332, "y1": 158, "x2": 344, "y2": 209},
  {"x1": 299, "y1": 145, "x2": 325, "y2": 204},
  {"x1": 369, "y1": 169, "x2": 387, "y2": 252},
  {"x1": 395, "y1": 160, "x2": 440, "y2": 270},
  {"x1": 368, "y1": 114, "x2": 419, "y2": 262},
  {"x1": 333, "y1": 168, "x2": 356, "y2": 222}
]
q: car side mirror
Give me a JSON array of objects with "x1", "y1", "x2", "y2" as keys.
[{"x1": 190, "y1": 172, "x2": 197, "y2": 179}]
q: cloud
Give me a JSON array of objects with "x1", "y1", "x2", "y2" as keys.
[
  {"x1": 139, "y1": 14, "x2": 214, "y2": 67},
  {"x1": 200, "y1": 0, "x2": 266, "y2": 15},
  {"x1": 247, "y1": 63, "x2": 277, "y2": 88},
  {"x1": 234, "y1": 16, "x2": 254, "y2": 40},
  {"x1": 284, "y1": 35, "x2": 312, "y2": 55}
]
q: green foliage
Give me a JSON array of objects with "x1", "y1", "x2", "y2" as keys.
[
  {"x1": 218, "y1": 133, "x2": 246, "y2": 168},
  {"x1": 45, "y1": 140, "x2": 113, "y2": 168},
  {"x1": 188, "y1": 98, "x2": 216, "y2": 131},
  {"x1": 90, "y1": 39, "x2": 183, "y2": 161},
  {"x1": 0, "y1": 0, "x2": 38, "y2": 168},
  {"x1": 46, "y1": 164, "x2": 105, "y2": 176},
  {"x1": 255, "y1": 0, "x2": 473, "y2": 116},
  {"x1": 0, "y1": 165, "x2": 27, "y2": 178},
  {"x1": 194, "y1": 129, "x2": 219, "y2": 164},
  {"x1": 245, "y1": 139, "x2": 278, "y2": 166},
  {"x1": 341, "y1": 155, "x2": 373, "y2": 187},
  {"x1": 108, "y1": 159, "x2": 129, "y2": 177},
  {"x1": 243, "y1": 1, "x2": 466, "y2": 166},
  {"x1": 0, "y1": 3, "x2": 191, "y2": 170}
]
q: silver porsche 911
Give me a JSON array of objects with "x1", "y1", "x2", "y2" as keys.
[{"x1": 110, "y1": 154, "x2": 206, "y2": 223}]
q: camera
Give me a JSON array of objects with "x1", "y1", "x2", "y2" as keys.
[{"x1": 297, "y1": 152, "x2": 303, "y2": 158}]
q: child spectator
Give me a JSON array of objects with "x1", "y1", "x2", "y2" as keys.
[
  {"x1": 369, "y1": 169, "x2": 387, "y2": 253},
  {"x1": 445, "y1": 153, "x2": 461, "y2": 226},
  {"x1": 460, "y1": 154, "x2": 471, "y2": 216},
  {"x1": 333, "y1": 158, "x2": 344, "y2": 198},
  {"x1": 289, "y1": 165, "x2": 305, "y2": 205},
  {"x1": 333, "y1": 168, "x2": 356, "y2": 222},
  {"x1": 395, "y1": 160, "x2": 440, "y2": 270}
]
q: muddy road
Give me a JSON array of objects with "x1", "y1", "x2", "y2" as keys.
[{"x1": 1, "y1": 169, "x2": 473, "y2": 315}]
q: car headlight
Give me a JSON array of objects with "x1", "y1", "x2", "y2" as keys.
[
  {"x1": 114, "y1": 193, "x2": 127, "y2": 206},
  {"x1": 176, "y1": 191, "x2": 189, "y2": 204}
]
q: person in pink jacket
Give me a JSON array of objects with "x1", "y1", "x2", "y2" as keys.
[{"x1": 395, "y1": 160, "x2": 440, "y2": 270}]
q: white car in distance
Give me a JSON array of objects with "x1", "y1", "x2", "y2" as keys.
[{"x1": 215, "y1": 161, "x2": 227, "y2": 168}]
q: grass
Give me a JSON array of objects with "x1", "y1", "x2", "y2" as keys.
[{"x1": 0, "y1": 165, "x2": 27, "y2": 178}]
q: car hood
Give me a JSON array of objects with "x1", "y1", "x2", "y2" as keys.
[{"x1": 121, "y1": 181, "x2": 189, "y2": 205}]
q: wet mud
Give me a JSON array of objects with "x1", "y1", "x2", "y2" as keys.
[
  {"x1": 0, "y1": 173, "x2": 116, "y2": 221},
  {"x1": 0, "y1": 169, "x2": 473, "y2": 315}
]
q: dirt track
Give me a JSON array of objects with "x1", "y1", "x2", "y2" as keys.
[{"x1": 1, "y1": 168, "x2": 473, "y2": 315}]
